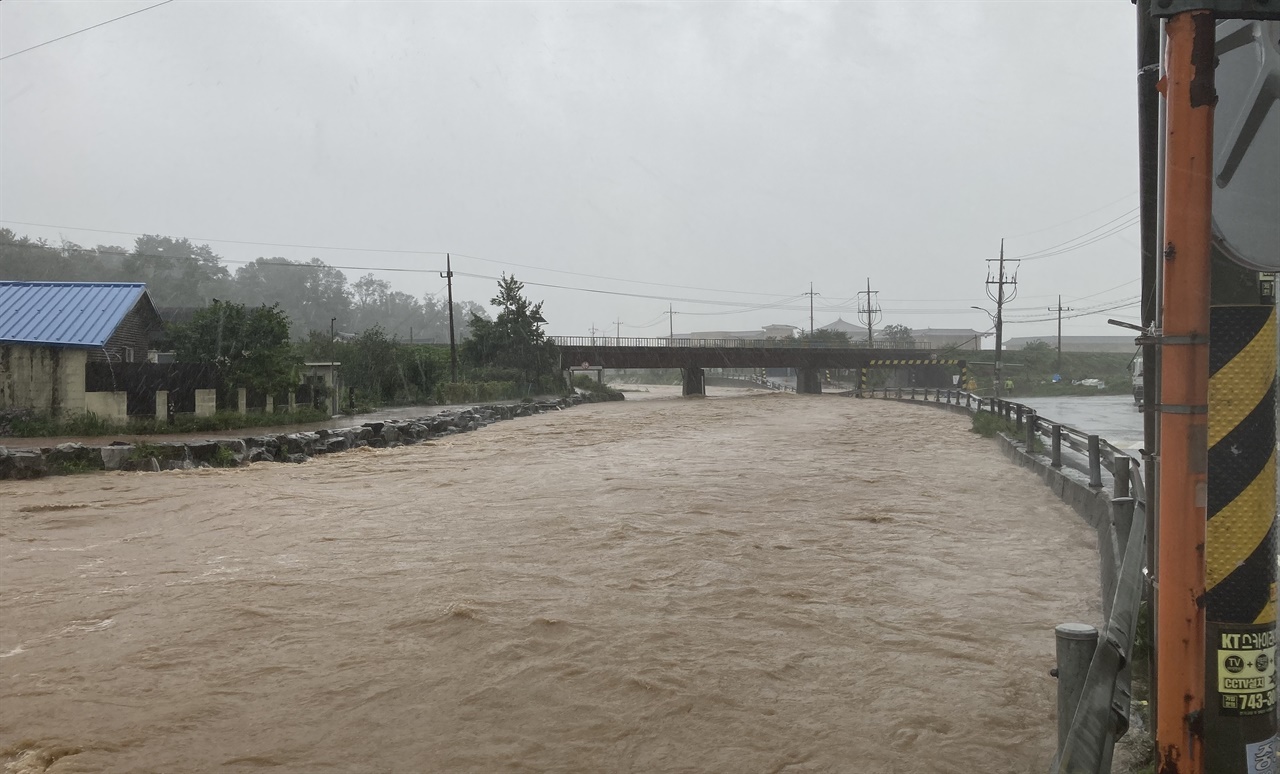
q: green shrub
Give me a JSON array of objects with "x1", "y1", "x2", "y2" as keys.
[
  {"x1": 49, "y1": 458, "x2": 98, "y2": 476},
  {"x1": 434, "y1": 381, "x2": 521, "y2": 405},
  {"x1": 971, "y1": 411, "x2": 1018, "y2": 438},
  {"x1": 128, "y1": 443, "x2": 165, "y2": 463},
  {"x1": 571, "y1": 374, "x2": 623, "y2": 398}
]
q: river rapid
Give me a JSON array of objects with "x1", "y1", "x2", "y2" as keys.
[{"x1": 1, "y1": 391, "x2": 1100, "y2": 773}]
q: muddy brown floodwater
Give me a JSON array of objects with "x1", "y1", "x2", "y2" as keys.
[{"x1": 0, "y1": 391, "x2": 1100, "y2": 774}]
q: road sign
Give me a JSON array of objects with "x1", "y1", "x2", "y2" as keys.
[{"x1": 1213, "y1": 19, "x2": 1280, "y2": 271}]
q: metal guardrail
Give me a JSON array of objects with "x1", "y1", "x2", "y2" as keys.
[
  {"x1": 859, "y1": 387, "x2": 1147, "y2": 773},
  {"x1": 550, "y1": 336, "x2": 932, "y2": 350}
]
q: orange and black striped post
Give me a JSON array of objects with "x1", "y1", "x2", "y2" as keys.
[
  {"x1": 1204, "y1": 304, "x2": 1278, "y2": 771},
  {"x1": 1155, "y1": 8, "x2": 1216, "y2": 773}
]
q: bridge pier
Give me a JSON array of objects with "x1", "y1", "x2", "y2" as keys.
[
  {"x1": 796, "y1": 368, "x2": 823, "y2": 395},
  {"x1": 681, "y1": 367, "x2": 705, "y2": 396}
]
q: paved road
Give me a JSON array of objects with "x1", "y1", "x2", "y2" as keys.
[{"x1": 1017, "y1": 395, "x2": 1145, "y2": 452}]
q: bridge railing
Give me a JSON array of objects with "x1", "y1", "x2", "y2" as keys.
[
  {"x1": 860, "y1": 387, "x2": 1146, "y2": 774},
  {"x1": 550, "y1": 336, "x2": 932, "y2": 349}
]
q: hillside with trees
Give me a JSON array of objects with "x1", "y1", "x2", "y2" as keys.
[{"x1": 0, "y1": 228, "x2": 485, "y2": 342}]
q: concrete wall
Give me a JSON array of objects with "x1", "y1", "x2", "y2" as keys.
[
  {"x1": 85, "y1": 391, "x2": 128, "y2": 423},
  {"x1": 0, "y1": 344, "x2": 88, "y2": 416}
]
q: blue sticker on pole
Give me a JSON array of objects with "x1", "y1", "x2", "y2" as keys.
[{"x1": 1246, "y1": 735, "x2": 1278, "y2": 772}]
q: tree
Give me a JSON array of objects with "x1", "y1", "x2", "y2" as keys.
[
  {"x1": 798, "y1": 329, "x2": 851, "y2": 344},
  {"x1": 171, "y1": 301, "x2": 298, "y2": 395},
  {"x1": 1020, "y1": 339, "x2": 1055, "y2": 372},
  {"x1": 232, "y1": 257, "x2": 351, "y2": 337},
  {"x1": 461, "y1": 274, "x2": 557, "y2": 385},
  {"x1": 123, "y1": 235, "x2": 232, "y2": 307},
  {"x1": 881, "y1": 324, "x2": 916, "y2": 347}
]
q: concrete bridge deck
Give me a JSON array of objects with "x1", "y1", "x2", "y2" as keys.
[{"x1": 552, "y1": 336, "x2": 965, "y2": 395}]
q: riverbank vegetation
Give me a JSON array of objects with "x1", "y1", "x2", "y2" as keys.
[{"x1": 2, "y1": 407, "x2": 334, "y2": 439}]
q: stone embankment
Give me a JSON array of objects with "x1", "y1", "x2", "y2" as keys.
[{"x1": 0, "y1": 393, "x2": 618, "y2": 480}]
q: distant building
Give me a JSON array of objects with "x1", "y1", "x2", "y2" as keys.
[
  {"x1": 819, "y1": 318, "x2": 873, "y2": 338},
  {"x1": 911, "y1": 328, "x2": 987, "y2": 351},
  {"x1": 0, "y1": 281, "x2": 165, "y2": 416},
  {"x1": 681, "y1": 324, "x2": 799, "y2": 340},
  {"x1": 1004, "y1": 335, "x2": 1137, "y2": 353}
]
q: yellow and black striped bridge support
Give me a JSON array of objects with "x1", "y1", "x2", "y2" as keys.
[
  {"x1": 866, "y1": 359, "x2": 961, "y2": 366},
  {"x1": 1204, "y1": 305, "x2": 1278, "y2": 763}
]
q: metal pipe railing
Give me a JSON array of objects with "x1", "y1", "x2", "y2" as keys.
[{"x1": 549, "y1": 335, "x2": 933, "y2": 350}]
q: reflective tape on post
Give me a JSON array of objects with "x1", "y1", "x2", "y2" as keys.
[{"x1": 1205, "y1": 305, "x2": 1279, "y2": 772}]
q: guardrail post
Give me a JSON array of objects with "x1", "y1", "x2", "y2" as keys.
[
  {"x1": 1113, "y1": 456, "x2": 1131, "y2": 500},
  {"x1": 934, "y1": 389, "x2": 940, "y2": 403},
  {"x1": 1015, "y1": 405, "x2": 1024, "y2": 431},
  {"x1": 1054, "y1": 622, "x2": 1100, "y2": 761},
  {"x1": 1051, "y1": 424, "x2": 1063, "y2": 469},
  {"x1": 1025, "y1": 411, "x2": 1036, "y2": 451},
  {"x1": 910, "y1": 387, "x2": 916, "y2": 400},
  {"x1": 1087, "y1": 435, "x2": 1103, "y2": 489}
]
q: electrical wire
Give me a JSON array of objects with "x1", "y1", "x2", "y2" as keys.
[
  {"x1": 1003, "y1": 191, "x2": 1138, "y2": 240},
  {"x1": 1007, "y1": 210, "x2": 1140, "y2": 262},
  {"x1": 0, "y1": 0, "x2": 176, "y2": 62},
  {"x1": 0, "y1": 218, "x2": 803, "y2": 299}
]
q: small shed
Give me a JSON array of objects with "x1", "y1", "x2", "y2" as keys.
[
  {"x1": 0, "y1": 282, "x2": 165, "y2": 416},
  {"x1": 301, "y1": 362, "x2": 343, "y2": 414}
]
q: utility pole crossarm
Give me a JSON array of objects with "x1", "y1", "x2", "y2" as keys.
[{"x1": 986, "y1": 243, "x2": 1019, "y2": 397}]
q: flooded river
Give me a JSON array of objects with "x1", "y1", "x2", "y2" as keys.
[{"x1": 1, "y1": 392, "x2": 1100, "y2": 773}]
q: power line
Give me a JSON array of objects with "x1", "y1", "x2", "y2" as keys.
[
  {"x1": 1003, "y1": 191, "x2": 1138, "y2": 240},
  {"x1": 1009, "y1": 211, "x2": 1140, "y2": 262},
  {"x1": 0, "y1": 218, "x2": 802, "y2": 299},
  {"x1": 0, "y1": 0, "x2": 176, "y2": 62}
]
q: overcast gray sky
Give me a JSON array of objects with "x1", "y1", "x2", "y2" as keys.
[{"x1": 1, "y1": 0, "x2": 1142, "y2": 343}]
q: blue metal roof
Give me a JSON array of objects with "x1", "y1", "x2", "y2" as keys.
[{"x1": 0, "y1": 282, "x2": 150, "y2": 348}]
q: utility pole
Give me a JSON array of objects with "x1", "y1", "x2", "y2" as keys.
[
  {"x1": 664, "y1": 303, "x2": 678, "y2": 341},
  {"x1": 803, "y1": 283, "x2": 820, "y2": 335},
  {"x1": 440, "y1": 253, "x2": 457, "y2": 383},
  {"x1": 857, "y1": 277, "x2": 882, "y2": 348},
  {"x1": 1154, "y1": 9, "x2": 1213, "y2": 772},
  {"x1": 329, "y1": 317, "x2": 337, "y2": 415},
  {"x1": 1048, "y1": 295, "x2": 1072, "y2": 374},
  {"x1": 614, "y1": 318, "x2": 623, "y2": 341},
  {"x1": 985, "y1": 241, "x2": 1019, "y2": 397},
  {"x1": 588, "y1": 323, "x2": 602, "y2": 341}
]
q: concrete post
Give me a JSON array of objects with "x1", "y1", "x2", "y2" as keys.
[
  {"x1": 1015, "y1": 405, "x2": 1024, "y2": 431},
  {"x1": 1051, "y1": 424, "x2": 1063, "y2": 469},
  {"x1": 265, "y1": 395, "x2": 274, "y2": 415},
  {"x1": 1087, "y1": 435, "x2": 1103, "y2": 489},
  {"x1": 1025, "y1": 411, "x2": 1036, "y2": 451},
  {"x1": 796, "y1": 368, "x2": 822, "y2": 394},
  {"x1": 1055, "y1": 622, "x2": 1100, "y2": 760},
  {"x1": 237, "y1": 388, "x2": 248, "y2": 416},
  {"x1": 155, "y1": 390, "x2": 168, "y2": 423},
  {"x1": 194, "y1": 389, "x2": 217, "y2": 417},
  {"x1": 681, "y1": 367, "x2": 705, "y2": 397},
  {"x1": 288, "y1": 391, "x2": 297, "y2": 413}
]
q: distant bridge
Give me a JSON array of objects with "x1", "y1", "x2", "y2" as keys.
[{"x1": 552, "y1": 336, "x2": 966, "y2": 395}]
